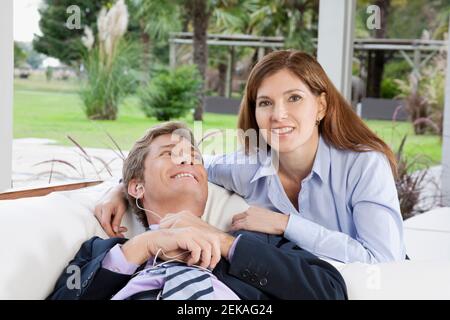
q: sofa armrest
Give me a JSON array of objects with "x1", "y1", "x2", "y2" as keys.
[{"x1": 336, "y1": 260, "x2": 450, "y2": 299}]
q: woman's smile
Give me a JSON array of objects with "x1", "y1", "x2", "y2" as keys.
[{"x1": 270, "y1": 126, "x2": 295, "y2": 136}]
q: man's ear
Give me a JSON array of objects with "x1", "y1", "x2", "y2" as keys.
[
  {"x1": 128, "y1": 179, "x2": 142, "y2": 199},
  {"x1": 318, "y1": 92, "x2": 327, "y2": 119}
]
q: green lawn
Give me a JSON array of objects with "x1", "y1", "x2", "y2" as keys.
[{"x1": 13, "y1": 76, "x2": 442, "y2": 168}]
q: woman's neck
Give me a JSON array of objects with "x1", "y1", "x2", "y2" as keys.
[{"x1": 277, "y1": 133, "x2": 320, "y2": 183}]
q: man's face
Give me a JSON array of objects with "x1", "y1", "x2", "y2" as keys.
[{"x1": 141, "y1": 133, "x2": 208, "y2": 217}]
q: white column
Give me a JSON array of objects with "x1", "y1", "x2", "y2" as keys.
[
  {"x1": 0, "y1": 0, "x2": 13, "y2": 191},
  {"x1": 441, "y1": 22, "x2": 450, "y2": 206},
  {"x1": 317, "y1": 0, "x2": 356, "y2": 102}
]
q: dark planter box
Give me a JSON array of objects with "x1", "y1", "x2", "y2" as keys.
[
  {"x1": 360, "y1": 98, "x2": 409, "y2": 121},
  {"x1": 204, "y1": 96, "x2": 241, "y2": 115}
]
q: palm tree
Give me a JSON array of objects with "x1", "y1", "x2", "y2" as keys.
[
  {"x1": 185, "y1": 0, "x2": 211, "y2": 120},
  {"x1": 208, "y1": 0, "x2": 259, "y2": 97},
  {"x1": 183, "y1": 0, "x2": 255, "y2": 120},
  {"x1": 133, "y1": 0, "x2": 182, "y2": 74},
  {"x1": 248, "y1": 0, "x2": 318, "y2": 51},
  {"x1": 137, "y1": 0, "x2": 319, "y2": 120}
]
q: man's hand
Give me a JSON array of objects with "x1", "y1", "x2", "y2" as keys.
[
  {"x1": 231, "y1": 206, "x2": 289, "y2": 235},
  {"x1": 94, "y1": 184, "x2": 128, "y2": 238},
  {"x1": 121, "y1": 227, "x2": 223, "y2": 269},
  {"x1": 159, "y1": 211, "x2": 235, "y2": 259},
  {"x1": 159, "y1": 210, "x2": 212, "y2": 231}
]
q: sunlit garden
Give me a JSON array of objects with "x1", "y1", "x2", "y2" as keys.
[{"x1": 10, "y1": 0, "x2": 449, "y2": 216}]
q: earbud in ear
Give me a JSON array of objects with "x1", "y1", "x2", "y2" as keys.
[{"x1": 136, "y1": 184, "x2": 145, "y2": 198}]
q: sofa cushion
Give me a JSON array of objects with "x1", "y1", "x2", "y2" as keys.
[
  {"x1": 0, "y1": 193, "x2": 106, "y2": 299},
  {"x1": 403, "y1": 207, "x2": 450, "y2": 260}
]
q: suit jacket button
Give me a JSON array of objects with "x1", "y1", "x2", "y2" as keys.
[
  {"x1": 259, "y1": 278, "x2": 268, "y2": 286},
  {"x1": 87, "y1": 272, "x2": 94, "y2": 280},
  {"x1": 242, "y1": 269, "x2": 250, "y2": 278},
  {"x1": 82, "y1": 280, "x2": 89, "y2": 288},
  {"x1": 250, "y1": 276, "x2": 257, "y2": 283}
]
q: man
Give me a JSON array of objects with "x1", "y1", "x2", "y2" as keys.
[{"x1": 48, "y1": 122, "x2": 347, "y2": 300}]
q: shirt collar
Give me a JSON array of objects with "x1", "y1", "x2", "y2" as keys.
[
  {"x1": 311, "y1": 134, "x2": 331, "y2": 184},
  {"x1": 250, "y1": 134, "x2": 331, "y2": 184},
  {"x1": 250, "y1": 150, "x2": 277, "y2": 183},
  {"x1": 146, "y1": 224, "x2": 160, "y2": 231}
]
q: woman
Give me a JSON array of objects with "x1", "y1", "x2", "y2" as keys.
[{"x1": 96, "y1": 50, "x2": 405, "y2": 264}]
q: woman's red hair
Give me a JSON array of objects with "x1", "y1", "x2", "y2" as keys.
[{"x1": 238, "y1": 50, "x2": 398, "y2": 179}]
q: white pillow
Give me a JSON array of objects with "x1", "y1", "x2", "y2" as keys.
[{"x1": 0, "y1": 193, "x2": 106, "y2": 299}]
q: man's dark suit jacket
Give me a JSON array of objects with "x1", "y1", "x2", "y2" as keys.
[{"x1": 47, "y1": 230, "x2": 347, "y2": 300}]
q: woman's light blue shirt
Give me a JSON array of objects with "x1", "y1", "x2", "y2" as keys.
[{"x1": 204, "y1": 135, "x2": 406, "y2": 264}]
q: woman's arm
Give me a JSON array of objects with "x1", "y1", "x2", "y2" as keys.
[
  {"x1": 94, "y1": 183, "x2": 128, "y2": 237},
  {"x1": 284, "y1": 151, "x2": 406, "y2": 264},
  {"x1": 203, "y1": 152, "x2": 259, "y2": 198}
]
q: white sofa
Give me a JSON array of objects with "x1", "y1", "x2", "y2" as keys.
[{"x1": 1, "y1": 181, "x2": 449, "y2": 300}]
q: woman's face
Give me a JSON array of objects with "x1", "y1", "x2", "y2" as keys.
[{"x1": 254, "y1": 68, "x2": 326, "y2": 153}]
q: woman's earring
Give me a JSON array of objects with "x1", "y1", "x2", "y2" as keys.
[{"x1": 315, "y1": 119, "x2": 321, "y2": 126}]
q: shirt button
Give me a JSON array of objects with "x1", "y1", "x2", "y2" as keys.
[
  {"x1": 259, "y1": 278, "x2": 268, "y2": 286},
  {"x1": 87, "y1": 272, "x2": 94, "y2": 280}
]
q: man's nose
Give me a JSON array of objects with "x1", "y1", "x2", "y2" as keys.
[{"x1": 177, "y1": 152, "x2": 194, "y2": 165}]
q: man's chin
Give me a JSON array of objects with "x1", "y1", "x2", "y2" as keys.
[{"x1": 166, "y1": 181, "x2": 205, "y2": 195}]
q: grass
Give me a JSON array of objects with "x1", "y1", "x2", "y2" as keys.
[
  {"x1": 365, "y1": 120, "x2": 442, "y2": 168},
  {"x1": 13, "y1": 75, "x2": 442, "y2": 168}
]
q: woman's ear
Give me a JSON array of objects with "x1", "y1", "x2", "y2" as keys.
[
  {"x1": 318, "y1": 92, "x2": 327, "y2": 119},
  {"x1": 128, "y1": 179, "x2": 143, "y2": 199}
]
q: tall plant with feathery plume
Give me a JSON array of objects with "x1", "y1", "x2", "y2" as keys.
[{"x1": 80, "y1": 0, "x2": 136, "y2": 120}]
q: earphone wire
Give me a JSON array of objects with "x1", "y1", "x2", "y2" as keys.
[
  {"x1": 132, "y1": 195, "x2": 212, "y2": 276},
  {"x1": 135, "y1": 196, "x2": 162, "y2": 220}
]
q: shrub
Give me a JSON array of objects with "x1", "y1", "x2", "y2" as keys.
[
  {"x1": 383, "y1": 60, "x2": 411, "y2": 80},
  {"x1": 80, "y1": 41, "x2": 137, "y2": 120},
  {"x1": 395, "y1": 52, "x2": 445, "y2": 136},
  {"x1": 381, "y1": 78, "x2": 401, "y2": 99},
  {"x1": 79, "y1": 0, "x2": 137, "y2": 120},
  {"x1": 138, "y1": 65, "x2": 203, "y2": 121},
  {"x1": 394, "y1": 135, "x2": 442, "y2": 219}
]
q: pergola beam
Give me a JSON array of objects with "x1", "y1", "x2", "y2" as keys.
[
  {"x1": 0, "y1": 0, "x2": 13, "y2": 191},
  {"x1": 169, "y1": 39, "x2": 284, "y2": 48},
  {"x1": 168, "y1": 34, "x2": 284, "y2": 96},
  {"x1": 171, "y1": 32, "x2": 284, "y2": 42}
]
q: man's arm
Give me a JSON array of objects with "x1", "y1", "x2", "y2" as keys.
[
  {"x1": 158, "y1": 212, "x2": 347, "y2": 299},
  {"x1": 225, "y1": 232, "x2": 348, "y2": 300},
  {"x1": 48, "y1": 227, "x2": 224, "y2": 300},
  {"x1": 47, "y1": 237, "x2": 132, "y2": 300}
]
